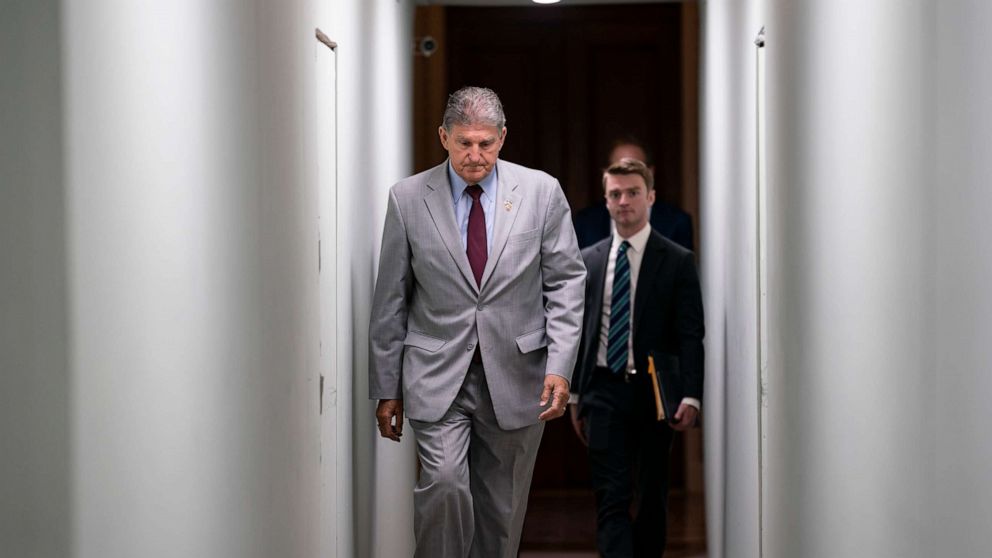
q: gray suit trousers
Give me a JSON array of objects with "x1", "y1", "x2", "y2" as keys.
[{"x1": 409, "y1": 362, "x2": 545, "y2": 558}]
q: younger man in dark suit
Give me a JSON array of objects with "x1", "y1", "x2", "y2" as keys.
[{"x1": 569, "y1": 158, "x2": 705, "y2": 557}]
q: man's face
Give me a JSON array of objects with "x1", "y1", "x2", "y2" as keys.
[
  {"x1": 439, "y1": 123, "x2": 506, "y2": 184},
  {"x1": 604, "y1": 173, "x2": 655, "y2": 234}
]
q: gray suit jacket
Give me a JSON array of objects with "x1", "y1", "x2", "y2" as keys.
[{"x1": 369, "y1": 159, "x2": 586, "y2": 430}]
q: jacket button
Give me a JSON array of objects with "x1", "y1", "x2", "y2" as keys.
[{"x1": 467, "y1": 344, "x2": 475, "y2": 351}]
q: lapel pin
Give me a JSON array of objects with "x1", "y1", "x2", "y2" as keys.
[{"x1": 504, "y1": 199, "x2": 513, "y2": 211}]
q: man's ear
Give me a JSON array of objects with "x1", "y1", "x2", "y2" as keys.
[
  {"x1": 438, "y1": 126, "x2": 449, "y2": 150},
  {"x1": 499, "y1": 127, "x2": 508, "y2": 147}
]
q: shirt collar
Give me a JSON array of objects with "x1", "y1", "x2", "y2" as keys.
[
  {"x1": 448, "y1": 160, "x2": 498, "y2": 203},
  {"x1": 612, "y1": 221, "x2": 652, "y2": 254}
]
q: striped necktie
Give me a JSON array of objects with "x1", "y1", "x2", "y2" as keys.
[{"x1": 607, "y1": 240, "x2": 631, "y2": 375}]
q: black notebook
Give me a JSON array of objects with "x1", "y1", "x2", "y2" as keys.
[{"x1": 648, "y1": 351, "x2": 683, "y2": 424}]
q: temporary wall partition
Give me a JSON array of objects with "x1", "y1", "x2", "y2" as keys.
[
  {"x1": 1, "y1": 1, "x2": 416, "y2": 557},
  {"x1": 704, "y1": 1, "x2": 992, "y2": 557}
]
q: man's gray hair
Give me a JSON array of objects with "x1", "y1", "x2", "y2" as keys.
[{"x1": 441, "y1": 86, "x2": 506, "y2": 133}]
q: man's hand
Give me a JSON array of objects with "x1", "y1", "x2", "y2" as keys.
[
  {"x1": 568, "y1": 403, "x2": 588, "y2": 446},
  {"x1": 375, "y1": 399, "x2": 404, "y2": 442},
  {"x1": 538, "y1": 374, "x2": 570, "y2": 421},
  {"x1": 670, "y1": 402, "x2": 699, "y2": 432}
]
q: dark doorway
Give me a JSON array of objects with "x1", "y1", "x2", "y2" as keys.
[{"x1": 413, "y1": 3, "x2": 704, "y2": 554}]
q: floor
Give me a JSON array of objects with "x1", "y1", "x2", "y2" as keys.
[
  {"x1": 518, "y1": 489, "x2": 706, "y2": 558},
  {"x1": 520, "y1": 554, "x2": 705, "y2": 558}
]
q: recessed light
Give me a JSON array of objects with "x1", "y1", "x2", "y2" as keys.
[{"x1": 532, "y1": 0, "x2": 562, "y2": 4}]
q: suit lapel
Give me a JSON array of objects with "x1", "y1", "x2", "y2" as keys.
[
  {"x1": 633, "y1": 232, "x2": 665, "y2": 339},
  {"x1": 423, "y1": 162, "x2": 479, "y2": 293},
  {"x1": 479, "y1": 160, "x2": 521, "y2": 291}
]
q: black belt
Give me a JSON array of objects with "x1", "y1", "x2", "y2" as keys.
[{"x1": 595, "y1": 365, "x2": 639, "y2": 383}]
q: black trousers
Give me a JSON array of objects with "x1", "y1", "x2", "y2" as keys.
[{"x1": 581, "y1": 367, "x2": 675, "y2": 558}]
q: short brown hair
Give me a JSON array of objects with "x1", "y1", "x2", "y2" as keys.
[{"x1": 603, "y1": 157, "x2": 654, "y2": 191}]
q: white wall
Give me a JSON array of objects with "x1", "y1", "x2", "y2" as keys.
[
  {"x1": 704, "y1": 0, "x2": 938, "y2": 556},
  {"x1": 701, "y1": 1, "x2": 763, "y2": 556},
  {"x1": 704, "y1": 0, "x2": 992, "y2": 557},
  {"x1": 764, "y1": 2, "x2": 935, "y2": 556},
  {"x1": 1, "y1": 2, "x2": 71, "y2": 556},
  {"x1": 62, "y1": 1, "x2": 324, "y2": 556},
  {"x1": 935, "y1": 2, "x2": 992, "y2": 556},
  {"x1": 318, "y1": 1, "x2": 417, "y2": 557},
  {"x1": 2, "y1": 1, "x2": 416, "y2": 556}
]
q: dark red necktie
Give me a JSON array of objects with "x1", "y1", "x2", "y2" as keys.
[{"x1": 465, "y1": 185, "x2": 488, "y2": 287}]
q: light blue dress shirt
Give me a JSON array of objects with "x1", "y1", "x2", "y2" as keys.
[{"x1": 448, "y1": 161, "x2": 497, "y2": 255}]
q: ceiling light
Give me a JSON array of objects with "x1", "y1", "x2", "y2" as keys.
[{"x1": 532, "y1": 0, "x2": 562, "y2": 4}]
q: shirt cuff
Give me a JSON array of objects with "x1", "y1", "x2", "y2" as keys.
[{"x1": 681, "y1": 397, "x2": 701, "y2": 410}]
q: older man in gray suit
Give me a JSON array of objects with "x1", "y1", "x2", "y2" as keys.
[{"x1": 370, "y1": 86, "x2": 586, "y2": 557}]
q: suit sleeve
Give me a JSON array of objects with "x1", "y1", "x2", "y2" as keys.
[
  {"x1": 368, "y1": 188, "x2": 413, "y2": 400},
  {"x1": 540, "y1": 182, "x2": 587, "y2": 383},
  {"x1": 675, "y1": 252, "x2": 705, "y2": 399}
]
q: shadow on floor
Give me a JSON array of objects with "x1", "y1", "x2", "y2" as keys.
[{"x1": 519, "y1": 489, "x2": 706, "y2": 557}]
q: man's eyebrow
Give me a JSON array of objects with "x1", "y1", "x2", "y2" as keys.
[
  {"x1": 608, "y1": 186, "x2": 643, "y2": 194},
  {"x1": 455, "y1": 136, "x2": 497, "y2": 143}
]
